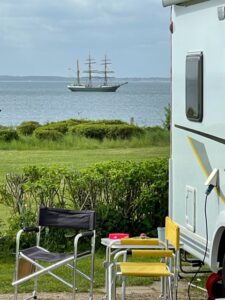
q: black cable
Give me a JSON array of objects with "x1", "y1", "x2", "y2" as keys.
[{"x1": 187, "y1": 193, "x2": 209, "y2": 300}]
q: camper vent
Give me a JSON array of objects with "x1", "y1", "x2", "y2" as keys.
[{"x1": 162, "y1": 0, "x2": 209, "y2": 7}]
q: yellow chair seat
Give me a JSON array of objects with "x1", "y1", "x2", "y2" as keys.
[{"x1": 120, "y1": 262, "x2": 171, "y2": 277}]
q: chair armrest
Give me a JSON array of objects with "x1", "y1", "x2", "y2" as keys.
[
  {"x1": 15, "y1": 226, "x2": 40, "y2": 257},
  {"x1": 23, "y1": 227, "x2": 39, "y2": 233},
  {"x1": 74, "y1": 230, "x2": 95, "y2": 252},
  {"x1": 80, "y1": 231, "x2": 94, "y2": 238}
]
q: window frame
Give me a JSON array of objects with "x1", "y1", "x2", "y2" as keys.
[{"x1": 185, "y1": 52, "x2": 203, "y2": 122}]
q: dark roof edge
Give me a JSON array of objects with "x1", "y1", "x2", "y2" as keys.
[{"x1": 162, "y1": 0, "x2": 209, "y2": 7}]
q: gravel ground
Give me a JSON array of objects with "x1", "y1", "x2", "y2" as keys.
[{"x1": 0, "y1": 280, "x2": 208, "y2": 300}]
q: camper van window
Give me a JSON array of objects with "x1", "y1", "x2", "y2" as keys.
[{"x1": 186, "y1": 53, "x2": 203, "y2": 122}]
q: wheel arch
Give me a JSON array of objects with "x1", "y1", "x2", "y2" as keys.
[{"x1": 210, "y1": 226, "x2": 225, "y2": 272}]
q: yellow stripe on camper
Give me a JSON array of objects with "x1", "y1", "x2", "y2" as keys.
[
  {"x1": 188, "y1": 137, "x2": 209, "y2": 177},
  {"x1": 188, "y1": 137, "x2": 225, "y2": 203}
]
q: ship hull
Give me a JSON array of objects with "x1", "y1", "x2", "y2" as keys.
[{"x1": 67, "y1": 85, "x2": 121, "y2": 92}]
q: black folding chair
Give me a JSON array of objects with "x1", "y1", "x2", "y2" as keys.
[{"x1": 12, "y1": 207, "x2": 96, "y2": 300}]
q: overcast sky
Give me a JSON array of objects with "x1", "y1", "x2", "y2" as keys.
[{"x1": 0, "y1": 0, "x2": 170, "y2": 78}]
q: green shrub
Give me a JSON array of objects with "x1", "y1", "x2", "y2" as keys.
[
  {"x1": 34, "y1": 128, "x2": 63, "y2": 141},
  {"x1": 62, "y1": 119, "x2": 128, "y2": 127},
  {"x1": 71, "y1": 124, "x2": 106, "y2": 140},
  {"x1": 17, "y1": 121, "x2": 40, "y2": 136},
  {"x1": 93, "y1": 119, "x2": 128, "y2": 125},
  {"x1": 0, "y1": 129, "x2": 19, "y2": 142},
  {"x1": 144, "y1": 126, "x2": 170, "y2": 146},
  {"x1": 71, "y1": 124, "x2": 143, "y2": 140},
  {"x1": 0, "y1": 158, "x2": 168, "y2": 250},
  {"x1": 41, "y1": 122, "x2": 68, "y2": 134},
  {"x1": 106, "y1": 124, "x2": 143, "y2": 139},
  {"x1": 64, "y1": 159, "x2": 168, "y2": 240}
]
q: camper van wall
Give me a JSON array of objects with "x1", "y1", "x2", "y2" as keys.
[{"x1": 164, "y1": 0, "x2": 225, "y2": 276}]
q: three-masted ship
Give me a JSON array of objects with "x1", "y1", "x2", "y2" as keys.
[{"x1": 67, "y1": 55, "x2": 128, "y2": 92}]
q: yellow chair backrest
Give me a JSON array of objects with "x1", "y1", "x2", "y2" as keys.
[{"x1": 165, "y1": 216, "x2": 180, "y2": 251}]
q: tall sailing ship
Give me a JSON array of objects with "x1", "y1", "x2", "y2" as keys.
[{"x1": 67, "y1": 55, "x2": 128, "y2": 92}]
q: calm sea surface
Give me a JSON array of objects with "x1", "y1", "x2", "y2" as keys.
[{"x1": 0, "y1": 78, "x2": 170, "y2": 127}]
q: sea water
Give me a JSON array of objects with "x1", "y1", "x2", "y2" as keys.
[{"x1": 0, "y1": 78, "x2": 170, "y2": 127}]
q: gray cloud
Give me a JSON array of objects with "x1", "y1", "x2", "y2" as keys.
[{"x1": 0, "y1": 0, "x2": 170, "y2": 77}]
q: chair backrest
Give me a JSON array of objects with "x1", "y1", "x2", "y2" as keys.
[
  {"x1": 38, "y1": 207, "x2": 96, "y2": 230},
  {"x1": 165, "y1": 216, "x2": 180, "y2": 251}
]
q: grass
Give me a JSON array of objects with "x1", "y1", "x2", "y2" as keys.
[
  {"x1": 0, "y1": 146, "x2": 169, "y2": 182},
  {"x1": 0, "y1": 251, "x2": 156, "y2": 294},
  {"x1": 0, "y1": 129, "x2": 169, "y2": 150}
]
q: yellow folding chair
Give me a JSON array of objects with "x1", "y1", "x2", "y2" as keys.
[{"x1": 108, "y1": 217, "x2": 180, "y2": 300}]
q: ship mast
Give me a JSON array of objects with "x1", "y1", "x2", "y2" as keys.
[
  {"x1": 101, "y1": 55, "x2": 114, "y2": 86},
  {"x1": 83, "y1": 54, "x2": 98, "y2": 87},
  {"x1": 76, "y1": 60, "x2": 81, "y2": 86}
]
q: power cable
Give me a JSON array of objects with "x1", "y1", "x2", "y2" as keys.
[{"x1": 187, "y1": 193, "x2": 209, "y2": 300}]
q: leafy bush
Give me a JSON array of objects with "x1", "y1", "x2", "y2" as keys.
[
  {"x1": 144, "y1": 126, "x2": 170, "y2": 146},
  {"x1": 17, "y1": 121, "x2": 40, "y2": 136},
  {"x1": 93, "y1": 119, "x2": 128, "y2": 125},
  {"x1": 0, "y1": 129, "x2": 19, "y2": 142},
  {"x1": 43, "y1": 122, "x2": 68, "y2": 134},
  {"x1": 23, "y1": 165, "x2": 68, "y2": 208},
  {"x1": 66, "y1": 159, "x2": 168, "y2": 238},
  {"x1": 34, "y1": 128, "x2": 64, "y2": 141},
  {"x1": 0, "y1": 158, "x2": 168, "y2": 250},
  {"x1": 71, "y1": 124, "x2": 143, "y2": 140},
  {"x1": 63, "y1": 119, "x2": 128, "y2": 127}
]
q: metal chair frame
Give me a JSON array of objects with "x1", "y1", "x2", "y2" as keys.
[
  {"x1": 108, "y1": 217, "x2": 180, "y2": 300},
  {"x1": 12, "y1": 207, "x2": 96, "y2": 300}
]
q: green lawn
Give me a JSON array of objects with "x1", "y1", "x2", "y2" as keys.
[
  {"x1": 0, "y1": 250, "x2": 156, "y2": 294},
  {"x1": 0, "y1": 146, "x2": 169, "y2": 181}
]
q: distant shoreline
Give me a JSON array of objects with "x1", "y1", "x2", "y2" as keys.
[{"x1": 0, "y1": 75, "x2": 169, "y2": 82}]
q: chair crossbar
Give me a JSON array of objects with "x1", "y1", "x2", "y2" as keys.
[
  {"x1": 19, "y1": 255, "x2": 74, "y2": 288},
  {"x1": 75, "y1": 268, "x2": 93, "y2": 282},
  {"x1": 14, "y1": 250, "x2": 94, "y2": 287},
  {"x1": 13, "y1": 255, "x2": 75, "y2": 286}
]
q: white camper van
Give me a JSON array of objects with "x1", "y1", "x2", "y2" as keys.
[{"x1": 162, "y1": 0, "x2": 225, "y2": 274}]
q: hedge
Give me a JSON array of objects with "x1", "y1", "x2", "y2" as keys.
[
  {"x1": 38, "y1": 123, "x2": 68, "y2": 134},
  {"x1": 71, "y1": 124, "x2": 144, "y2": 140},
  {"x1": 17, "y1": 121, "x2": 40, "y2": 135},
  {"x1": 34, "y1": 128, "x2": 64, "y2": 141},
  {"x1": 0, "y1": 158, "x2": 168, "y2": 250},
  {"x1": 0, "y1": 129, "x2": 19, "y2": 142}
]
